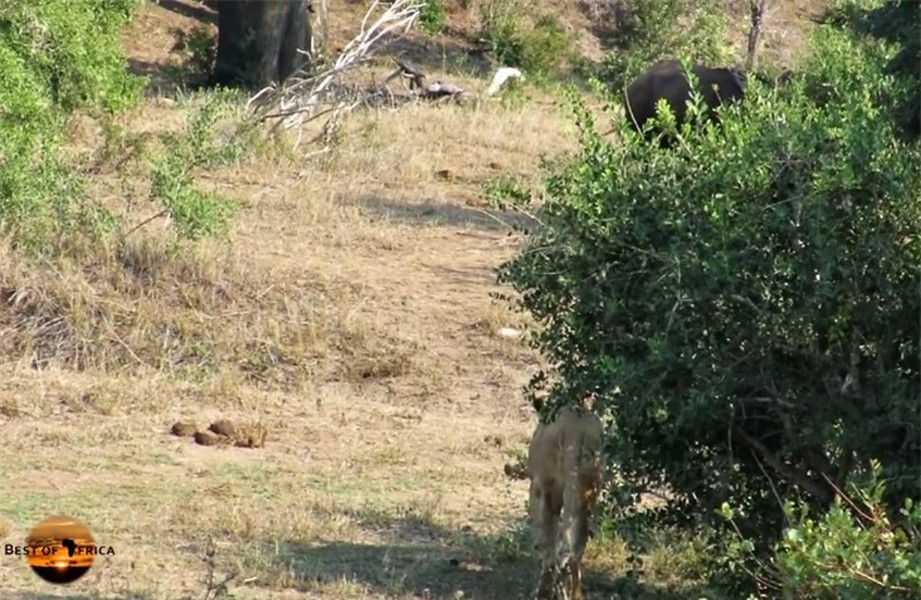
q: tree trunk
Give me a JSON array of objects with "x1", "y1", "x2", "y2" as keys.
[{"x1": 212, "y1": 0, "x2": 312, "y2": 90}]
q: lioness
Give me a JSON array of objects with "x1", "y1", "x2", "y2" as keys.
[{"x1": 527, "y1": 404, "x2": 605, "y2": 600}]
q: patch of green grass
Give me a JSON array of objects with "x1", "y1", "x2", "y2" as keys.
[{"x1": 1, "y1": 492, "x2": 56, "y2": 523}]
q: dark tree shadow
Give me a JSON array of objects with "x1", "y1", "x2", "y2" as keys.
[
  {"x1": 246, "y1": 509, "x2": 726, "y2": 599},
  {"x1": 127, "y1": 58, "x2": 190, "y2": 97},
  {"x1": 154, "y1": 0, "x2": 217, "y2": 24},
  {"x1": 264, "y1": 539, "x2": 535, "y2": 599},
  {"x1": 434, "y1": 264, "x2": 499, "y2": 287},
  {"x1": 355, "y1": 195, "x2": 541, "y2": 234},
  {"x1": 249, "y1": 510, "x2": 587, "y2": 599},
  {"x1": 13, "y1": 595, "x2": 154, "y2": 600}
]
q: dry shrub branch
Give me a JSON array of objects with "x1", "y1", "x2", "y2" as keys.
[{"x1": 248, "y1": 0, "x2": 425, "y2": 153}]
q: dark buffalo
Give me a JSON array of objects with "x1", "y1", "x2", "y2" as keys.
[{"x1": 623, "y1": 59, "x2": 748, "y2": 147}]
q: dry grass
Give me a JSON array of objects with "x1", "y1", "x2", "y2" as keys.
[
  {"x1": 1, "y1": 3, "x2": 554, "y2": 597},
  {"x1": 0, "y1": 1, "x2": 827, "y2": 598}
]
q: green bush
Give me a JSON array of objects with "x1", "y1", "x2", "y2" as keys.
[
  {"x1": 0, "y1": 0, "x2": 143, "y2": 113},
  {"x1": 497, "y1": 11, "x2": 921, "y2": 595},
  {"x1": 1, "y1": 0, "x2": 247, "y2": 251},
  {"x1": 484, "y1": 176, "x2": 532, "y2": 210},
  {"x1": 417, "y1": 0, "x2": 447, "y2": 36},
  {"x1": 598, "y1": 0, "x2": 731, "y2": 86},
  {"x1": 823, "y1": 0, "x2": 920, "y2": 140},
  {"x1": 148, "y1": 92, "x2": 246, "y2": 242},
  {"x1": 720, "y1": 461, "x2": 921, "y2": 598},
  {"x1": 170, "y1": 24, "x2": 218, "y2": 84},
  {"x1": 478, "y1": 0, "x2": 573, "y2": 78},
  {"x1": 0, "y1": 0, "x2": 144, "y2": 251}
]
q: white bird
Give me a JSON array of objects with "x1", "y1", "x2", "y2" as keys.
[
  {"x1": 498, "y1": 327, "x2": 522, "y2": 339},
  {"x1": 485, "y1": 67, "x2": 524, "y2": 97}
]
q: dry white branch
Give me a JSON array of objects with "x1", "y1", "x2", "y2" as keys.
[
  {"x1": 248, "y1": 0, "x2": 424, "y2": 151},
  {"x1": 246, "y1": 0, "x2": 529, "y2": 153}
]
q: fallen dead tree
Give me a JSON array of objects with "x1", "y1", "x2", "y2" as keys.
[
  {"x1": 383, "y1": 58, "x2": 524, "y2": 102},
  {"x1": 246, "y1": 0, "x2": 525, "y2": 154},
  {"x1": 246, "y1": 0, "x2": 424, "y2": 152}
]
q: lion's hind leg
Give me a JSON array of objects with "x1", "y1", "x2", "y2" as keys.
[
  {"x1": 559, "y1": 433, "x2": 603, "y2": 599},
  {"x1": 530, "y1": 475, "x2": 562, "y2": 599}
]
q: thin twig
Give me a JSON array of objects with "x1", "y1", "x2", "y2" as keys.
[
  {"x1": 820, "y1": 472, "x2": 875, "y2": 525},
  {"x1": 123, "y1": 209, "x2": 169, "y2": 237},
  {"x1": 750, "y1": 448, "x2": 788, "y2": 525}
]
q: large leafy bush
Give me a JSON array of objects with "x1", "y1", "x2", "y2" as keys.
[
  {"x1": 826, "y1": 0, "x2": 920, "y2": 140},
  {"x1": 721, "y1": 460, "x2": 921, "y2": 598},
  {"x1": 498, "y1": 4, "x2": 921, "y2": 583},
  {"x1": 0, "y1": 0, "x2": 238, "y2": 251},
  {"x1": 0, "y1": 0, "x2": 144, "y2": 249}
]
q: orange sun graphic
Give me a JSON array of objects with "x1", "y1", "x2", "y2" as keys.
[{"x1": 25, "y1": 515, "x2": 95, "y2": 584}]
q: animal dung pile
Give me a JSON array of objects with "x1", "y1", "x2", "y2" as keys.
[
  {"x1": 503, "y1": 462, "x2": 529, "y2": 480},
  {"x1": 169, "y1": 418, "x2": 267, "y2": 449}
]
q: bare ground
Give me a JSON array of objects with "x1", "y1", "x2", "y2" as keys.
[
  {"x1": 0, "y1": 1, "x2": 825, "y2": 598},
  {"x1": 1, "y1": 2, "x2": 563, "y2": 598}
]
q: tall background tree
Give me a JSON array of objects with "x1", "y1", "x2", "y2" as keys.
[{"x1": 212, "y1": 0, "x2": 312, "y2": 89}]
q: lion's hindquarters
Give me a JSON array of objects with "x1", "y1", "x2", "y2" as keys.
[
  {"x1": 529, "y1": 410, "x2": 604, "y2": 600},
  {"x1": 530, "y1": 476, "x2": 563, "y2": 565},
  {"x1": 561, "y1": 424, "x2": 604, "y2": 599}
]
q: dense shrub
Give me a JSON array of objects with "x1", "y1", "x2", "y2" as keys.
[
  {"x1": 0, "y1": 0, "x2": 144, "y2": 250},
  {"x1": 721, "y1": 461, "x2": 921, "y2": 598},
  {"x1": 1, "y1": 0, "x2": 244, "y2": 251},
  {"x1": 497, "y1": 9, "x2": 921, "y2": 595},
  {"x1": 823, "y1": 0, "x2": 920, "y2": 140},
  {"x1": 478, "y1": 0, "x2": 574, "y2": 78}
]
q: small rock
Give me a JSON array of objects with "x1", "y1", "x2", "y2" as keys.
[
  {"x1": 194, "y1": 430, "x2": 228, "y2": 446},
  {"x1": 504, "y1": 462, "x2": 529, "y2": 480},
  {"x1": 233, "y1": 424, "x2": 267, "y2": 449},
  {"x1": 484, "y1": 434, "x2": 503, "y2": 448},
  {"x1": 209, "y1": 419, "x2": 236, "y2": 437},
  {"x1": 170, "y1": 421, "x2": 198, "y2": 437}
]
